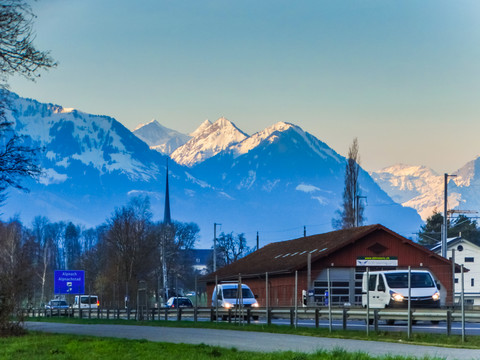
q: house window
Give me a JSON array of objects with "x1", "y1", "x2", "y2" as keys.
[
  {"x1": 465, "y1": 257, "x2": 474, "y2": 263},
  {"x1": 455, "y1": 278, "x2": 459, "y2": 284},
  {"x1": 471, "y1": 278, "x2": 475, "y2": 287}
]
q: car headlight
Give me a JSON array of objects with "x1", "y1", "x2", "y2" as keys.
[
  {"x1": 432, "y1": 292, "x2": 440, "y2": 301},
  {"x1": 252, "y1": 302, "x2": 259, "y2": 308},
  {"x1": 390, "y1": 291, "x2": 404, "y2": 302},
  {"x1": 223, "y1": 302, "x2": 233, "y2": 309}
]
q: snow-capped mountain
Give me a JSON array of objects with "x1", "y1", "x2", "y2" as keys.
[
  {"x1": 2, "y1": 92, "x2": 424, "y2": 247},
  {"x1": 370, "y1": 164, "x2": 464, "y2": 221},
  {"x1": 1, "y1": 92, "x2": 216, "y2": 229},
  {"x1": 133, "y1": 119, "x2": 190, "y2": 155},
  {"x1": 188, "y1": 123, "x2": 423, "y2": 237},
  {"x1": 171, "y1": 117, "x2": 248, "y2": 166}
]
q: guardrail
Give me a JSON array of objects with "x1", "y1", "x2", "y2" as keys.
[{"x1": 23, "y1": 306, "x2": 476, "y2": 337}]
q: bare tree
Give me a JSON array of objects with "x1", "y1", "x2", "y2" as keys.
[
  {"x1": 0, "y1": 0, "x2": 55, "y2": 85},
  {"x1": 0, "y1": 219, "x2": 34, "y2": 335},
  {"x1": 215, "y1": 232, "x2": 250, "y2": 268},
  {"x1": 0, "y1": 1, "x2": 55, "y2": 203},
  {"x1": 103, "y1": 196, "x2": 157, "y2": 307},
  {"x1": 333, "y1": 138, "x2": 364, "y2": 229}
]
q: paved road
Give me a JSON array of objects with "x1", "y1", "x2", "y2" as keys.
[{"x1": 25, "y1": 322, "x2": 480, "y2": 360}]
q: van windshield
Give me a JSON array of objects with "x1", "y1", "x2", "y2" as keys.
[
  {"x1": 223, "y1": 288, "x2": 255, "y2": 299},
  {"x1": 384, "y1": 272, "x2": 435, "y2": 288}
]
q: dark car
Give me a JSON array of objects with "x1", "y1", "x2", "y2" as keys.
[
  {"x1": 165, "y1": 297, "x2": 193, "y2": 308},
  {"x1": 45, "y1": 299, "x2": 70, "y2": 311}
]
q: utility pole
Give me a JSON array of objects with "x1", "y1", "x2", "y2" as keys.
[
  {"x1": 443, "y1": 174, "x2": 457, "y2": 258},
  {"x1": 256, "y1": 231, "x2": 259, "y2": 251},
  {"x1": 213, "y1": 223, "x2": 221, "y2": 272}
]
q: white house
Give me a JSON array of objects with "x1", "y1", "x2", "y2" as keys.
[{"x1": 432, "y1": 236, "x2": 480, "y2": 306}]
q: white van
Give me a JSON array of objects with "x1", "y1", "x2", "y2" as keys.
[
  {"x1": 362, "y1": 270, "x2": 440, "y2": 309},
  {"x1": 212, "y1": 283, "x2": 259, "y2": 318},
  {"x1": 73, "y1": 295, "x2": 99, "y2": 309}
]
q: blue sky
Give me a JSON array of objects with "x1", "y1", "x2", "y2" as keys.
[{"x1": 10, "y1": 0, "x2": 480, "y2": 173}]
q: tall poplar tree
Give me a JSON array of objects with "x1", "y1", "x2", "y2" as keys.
[{"x1": 333, "y1": 138, "x2": 364, "y2": 229}]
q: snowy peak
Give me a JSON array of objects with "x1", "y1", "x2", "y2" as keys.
[
  {"x1": 370, "y1": 164, "x2": 457, "y2": 220},
  {"x1": 189, "y1": 119, "x2": 212, "y2": 137},
  {"x1": 171, "y1": 117, "x2": 248, "y2": 166},
  {"x1": 133, "y1": 119, "x2": 190, "y2": 155},
  {"x1": 454, "y1": 156, "x2": 479, "y2": 187}
]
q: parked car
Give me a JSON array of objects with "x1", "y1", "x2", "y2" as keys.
[{"x1": 165, "y1": 297, "x2": 193, "y2": 308}]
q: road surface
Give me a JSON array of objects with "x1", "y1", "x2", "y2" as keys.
[{"x1": 25, "y1": 321, "x2": 480, "y2": 360}]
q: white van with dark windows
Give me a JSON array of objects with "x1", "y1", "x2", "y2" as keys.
[
  {"x1": 73, "y1": 295, "x2": 99, "y2": 309},
  {"x1": 362, "y1": 270, "x2": 440, "y2": 309},
  {"x1": 212, "y1": 283, "x2": 259, "y2": 319}
]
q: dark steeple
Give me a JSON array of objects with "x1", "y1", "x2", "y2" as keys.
[{"x1": 163, "y1": 159, "x2": 171, "y2": 224}]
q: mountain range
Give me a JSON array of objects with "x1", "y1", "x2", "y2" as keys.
[
  {"x1": 137, "y1": 117, "x2": 480, "y2": 225},
  {"x1": 0, "y1": 92, "x2": 437, "y2": 247}
]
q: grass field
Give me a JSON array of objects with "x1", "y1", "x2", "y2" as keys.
[{"x1": 0, "y1": 332, "x2": 445, "y2": 360}]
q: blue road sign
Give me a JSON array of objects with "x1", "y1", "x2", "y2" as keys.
[{"x1": 54, "y1": 270, "x2": 85, "y2": 294}]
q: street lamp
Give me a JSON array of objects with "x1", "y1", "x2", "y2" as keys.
[{"x1": 442, "y1": 173, "x2": 457, "y2": 258}]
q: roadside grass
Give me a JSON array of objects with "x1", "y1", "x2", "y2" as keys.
[
  {"x1": 24, "y1": 316, "x2": 480, "y2": 349},
  {"x1": 0, "y1": 332, "x2": 445, "y2": 360}
]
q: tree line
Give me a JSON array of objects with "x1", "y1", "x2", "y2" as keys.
[{"x1": 0, "y1": 196, "x2": 201, "y2": 315}]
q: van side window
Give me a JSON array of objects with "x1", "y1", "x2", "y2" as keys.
[
  {"x1": 378, "y1": 274, "x2": 386, "y2": 291},
  {"x1": 368, "y1": 275, "x2": 377, "y2": 291}
]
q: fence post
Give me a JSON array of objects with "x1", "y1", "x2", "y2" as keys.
[
  {"x1": 366, "y1": 267, "x2": 369, "y2": 336},
  {"x1": 374, "y1": 309, "x2": 379, "y2": 332},
  {"x1": 327, "y1": 268, "x2": 332, "y2": 332},
  {"x1": 247, "y1": 308, "x2": 251, "y2": 324},
  {"x1": 210, "y1": 307, "x2": 214, "y2": 322},
  {"x1": 461, "y1": 265, "x2": 465, "y2": 343},
  {"x1": 294, "y1": 270, "x2": 298, "y2": 328},
  {"x1": 165, "y1": 308, "x2": 168, "y2": 321},
  {"x1": 178, "y1": 308, "x2": 182, "y2": 321},
  {"x1": 446, "y1": 310, "x2": 452, "y2": 336},
  {"x1": 194, "y1": 307, "x2": 198, "y2": 323},
  {"x1": 290, "y1": 308, "x2": 294, "y2": 327},
  {"x1": 315, "y1": 308, "x2": 319, "y2": 328},
  {"x1": 267, "y1": 308, "x2": 272, "y2": 325},
  {"x1": 407, "y1": 266, "x2": 412, "y2": 339},
  {"x1": 343, "y1": 308, "x2": 348, "y2": 330},
  {"x1": 265, "y1": 272, "x2": 269, "y2": 323}
]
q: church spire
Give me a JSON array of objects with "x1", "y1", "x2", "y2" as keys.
[{"x1": 163, "y1": 159, "x2": 171, "y2": 224}]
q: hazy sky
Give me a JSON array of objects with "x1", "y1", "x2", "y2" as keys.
[{"x1": 9, "y1": 0, "x2": 480, "y2": 173}]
